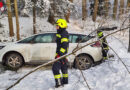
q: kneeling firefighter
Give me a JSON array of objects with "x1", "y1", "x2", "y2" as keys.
[
  {"x1": 97, "y1": 30, "x2": 109, "y2": 60},
  {"x1": 52, "y1": 19, "x2": 69, "y2": 88}
]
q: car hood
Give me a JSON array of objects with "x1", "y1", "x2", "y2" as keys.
[{"x1": 0, "y1": 42, "x2": 16, "y2": 46}]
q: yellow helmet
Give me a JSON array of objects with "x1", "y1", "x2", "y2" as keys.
[
  {"x1": 97, "y1": 31, "x2": 103, "y2": 37},
  {"x1": 56, "y1": 19, "x2": 67, "y2": 28}
]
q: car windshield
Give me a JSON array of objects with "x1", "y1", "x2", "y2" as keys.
[{"x1": 81, "y1": 35, "x2": 95, "y2": 43}]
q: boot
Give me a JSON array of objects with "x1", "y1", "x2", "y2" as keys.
[
  {"x1": 55, "y1": 78, "x2": 62, "y2": 88},
  {"x1": 62, "y1": 77, "x2": 68, "y2": 85},
  {"x1": 103, "y1": 57, "x2": 108, "y2": 60}
]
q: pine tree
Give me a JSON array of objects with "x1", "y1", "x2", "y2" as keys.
[
  {"x1": 14, "y1": 0, "x2": 20, "y2": 40},
  {"x1": 126, "y1": 0, "x2": 130, "y2": 13},
  {"x1": 32, "y1": 0, "x2": 36, "y2": 34},
  {"x1": 64, "y1": 0, "x2": 73, "y2": 23},
  {"x1": 48, "y1": 0, "x2": 55, "y2": 25},
  {"x1": 0, "y1": 22, "x2": 2, "y2": 27},
  {"x1": 113, "y1": 0, "x2": 118, "y2": 19},
  {"x1": 48, "y1": 0, "x2": 75, "y2": 24},
  {"x1": 10, "y1": 0, "x2": 25, "y2": 16},
  {"x1": 128, "y1": 15, "x2": 130, "y2": 52},
  {"x1": 92, "y1": 0, "x2": 98, "y2": 21},
  {"x1": 97, "y1": 0, "x2": 104, "y2": 16},
  {"x1": 89, "y1": 0, "x2": 94, "y2": 16},
  {"x1": 82, "y1": 0, "x2": 87, "y2": 20},
  {"x1": 119, "y1": 0, "x2": 124, "y2": 15},
  {"x1": 104, "y1": 0, "x2": 109, "y2": 17},
  {"x1": 7, "y1": 0, "x2": 14, "y2": 37}
]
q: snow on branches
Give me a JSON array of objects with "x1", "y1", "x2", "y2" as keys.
[
  {"x1": 50, "y1": 0, "x2": 75, "y2": 17},
  {"x1": 22, "y1": 0, "x2": 50, "y2": 17},
  {"x1": 22, "y1": 0, "x2": 76, "y2": 17}
]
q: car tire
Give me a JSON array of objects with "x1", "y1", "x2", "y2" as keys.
[
  {"x1": 75, "y1": 55, "x2": 93, "y2": 70},
  {"x1": 5, "y1": 53, "x2": 24, "y2": 70}
]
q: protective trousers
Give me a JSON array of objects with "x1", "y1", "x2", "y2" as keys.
[
  {"x1": 102, "y1": 49, "x2": 108, "y2": 60},
  {"x1": 52, "y1": 58, "x2": 68, "y2": 86}
]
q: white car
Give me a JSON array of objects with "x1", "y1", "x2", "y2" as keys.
[{"x1": 0, "y1": 32, "x2": 102, "y2": 70}]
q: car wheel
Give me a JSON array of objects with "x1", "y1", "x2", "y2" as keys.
[
  {"x1": 75, "y1": 55, "x2": 93, "y2": 70},
  {"x1": 5, "y1": 53, "x2": 24, "y2": 70}
]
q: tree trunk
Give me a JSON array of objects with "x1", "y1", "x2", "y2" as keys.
[
  {"x1": 126, "y1": 0, "x2": 130, "y2": 13},
  {"x1": 105, "y1": 0, "x2": 109, "y2": 17},
  {"x1": 92, "y1": 0, "x2": 98, "y2": 21},
  {"x1": 128, "y1": 15, "x2": 130, "y2": 52},
  {"x1": 33, "y1": 2, "x2": 36, "y2": 34},
  {"x1": 48, "y1": 0, "x2": 55, "y2": 25},
  {"x1": 119, "y1": 0, "x2": 124, "y2": 15},
  {"x1": 6, "y1": 0, "x2": 14, "y2": 37},
  {"x1": 64, "y1": 0, "x2": 73, "y2": 23},
  {"x1": 0, "y1": 22, "x2": 2, "y2": 27},
  {"x1": 97, "y1": 0, "x2": 104, "y2": 16},
  {"x1": 113, "y1": 0, "x2": 118, "y2": 19},
  {"x1": 14, "y1": 0, "x2": 20, "y2": 40},
  {"x1": 89, "y1": 0, "x2": 94, "y2": 16},
  {"x1": 48, "y1": 13, "x2": 55, "y2": 25},
  {"x1": 82, "y1": 0, "x2": 87, "y2": 20}
]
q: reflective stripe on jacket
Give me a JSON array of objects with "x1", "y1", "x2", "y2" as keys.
[
  {"x1": 56, "y1": 28, "x2": 69, "y2": 56},
  {"x1": 100, "y1": 38, "x2": 109, "y2": 50}
]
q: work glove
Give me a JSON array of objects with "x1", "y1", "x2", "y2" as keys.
[
  {"x1": 65, "y1": 58, "x2": 69, "y2": 67},
  {"x1": 55, "y1": 54, "x2": 60, "y2": 59}
]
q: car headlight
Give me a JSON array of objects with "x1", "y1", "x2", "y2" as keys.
[{"x1": 0, "y1": 46, "x2": 5, "y2": 49}]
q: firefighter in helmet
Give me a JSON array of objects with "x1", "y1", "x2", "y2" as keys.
[
  {"x1": 52, "y1": 19, "x2": 69, "y2": 88},
  {"x1": 97, "y1": 30, "x2": 109, "y2": 60}
]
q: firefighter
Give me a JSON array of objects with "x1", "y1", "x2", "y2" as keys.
[
  {"x1": 97, "y1": 30, "x2": 109, "y2": 60},
  {"x1": 52, "y1": 19, "x2": 69, "y2": 88}
]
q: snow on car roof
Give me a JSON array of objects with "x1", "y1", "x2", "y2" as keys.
[{"x1": 41, "y1": 31, "x2": 87, "y2": 35}]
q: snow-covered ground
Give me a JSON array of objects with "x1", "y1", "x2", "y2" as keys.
[
  {"x1": 0, "y1": 16, "x2": 130, "y2": 90},
  {"x1": 0, "y1": 37, "x2": 130, "y2": 90}
]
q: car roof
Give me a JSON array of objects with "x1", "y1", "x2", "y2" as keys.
[{"x1": 38, "y1": 31, "x2": 87, "y2": 36}]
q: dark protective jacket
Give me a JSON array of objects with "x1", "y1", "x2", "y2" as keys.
[
  {"x1": 99, "y1": 35, "x2": 109, "y2": 50},
  {"x1": 56, "y1": 28, "x2": 69, "y2": 56}
]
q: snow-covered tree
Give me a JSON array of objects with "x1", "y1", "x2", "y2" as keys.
[
  {"x1": 21, "y1": 0, "x2": 50, "y2": 17},
  {"x1": 48, "y1": 0, "x2": 75, "y2": 24},
  {"x1": 22, "y1": 0, "x2": 75, "y2": 24},
  {"x1": 10, "y1": 0, "x2": 25, "y2": 16}
]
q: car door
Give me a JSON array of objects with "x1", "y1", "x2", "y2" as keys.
[
  {"x1": 67, "y1": 34, "x2": 83, "y2": 61},
  {"x1": 31, "y1": 33, "x2": 56, "y2": 61},
  {"x1": 68, "y1": 34, "x2": 83, "y2": 54},
  {"x1": 17, "y1": 35, "x2": 37, "y2": 62}
]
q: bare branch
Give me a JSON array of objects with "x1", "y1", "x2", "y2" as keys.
[{"x1": 79, "y1": 70, "x2": 91, "y2": 90}]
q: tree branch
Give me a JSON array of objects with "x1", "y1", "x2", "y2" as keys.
[{"x1": 104, "y1": 42, "x2": 130, "y2": 74}]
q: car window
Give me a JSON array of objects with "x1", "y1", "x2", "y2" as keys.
[
  {"x1": 34, "y1": 34, "x2": 53, "y2": 43},
  {"x1": 52, "y1": 33, "x2": 71, "y2": 43},
  {"x1": 81, "y1": 35, "x2": 88, "y2": 42},
  {"x1": 72, "y1": 35, "x2": 81, "y2": 43},
  {"x1": 18, "y1": 36, "x2": 35, "y2": 43},
  {"x1": 52, "y1": 33, "x2": 56, "y2": 43},
  {"x1": 81, "y1": 35, "x2": 95, "y2": 43},
  {"x1": 69, "y1": 34, "x2": 72, "y2": 43}
]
